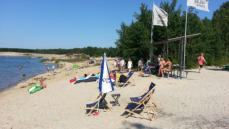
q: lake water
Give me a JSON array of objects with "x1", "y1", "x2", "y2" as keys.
[{"x1": 0, "y1": 56, "x2": 57, "y2": 91}]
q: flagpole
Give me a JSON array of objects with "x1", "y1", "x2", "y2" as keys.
[
  {"x1": 183, "y1": 3, "x2": 188, "y2": 75},
  {"x1": 150, "y1": 1, "x2": 154, "y2": 62}
]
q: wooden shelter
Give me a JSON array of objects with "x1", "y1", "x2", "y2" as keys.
[{"x1": 145, "y1": 33, "x2": 201, "y2": 78}]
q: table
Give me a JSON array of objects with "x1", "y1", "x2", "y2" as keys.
[{"x1": 110, "y1": 94, "x2": 120, "y2": 106}]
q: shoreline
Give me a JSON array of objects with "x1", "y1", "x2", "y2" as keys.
[
  {"x1": 0, "y1": 56, "x2": 59, "y2": 93},
  {"x1": 0, "y1": 58, "x2": 105, "y2": 95},
  {"x1": 0, "y1": 52, "x2": 67, "y2": 59}
]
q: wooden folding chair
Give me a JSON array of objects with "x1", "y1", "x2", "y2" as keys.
[
  {"x1": 123, "y1": 82, "x2": 157, "y2": 121},
  {"x1": 85, "y1": 93, "x2": 112, "y2": 116},
  {"x1": 117, "y1": 71, "x2": 134, "y2": 87}
]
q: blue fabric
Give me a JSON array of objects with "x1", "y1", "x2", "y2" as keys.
[
  {"x1": 148, "y1": 82, "x2": 155, "y2": 91},
  {"x1": 126, "y1": 72, "x2": 134, "y2": 81},
  {"x1": 99, "y1": 55, "x2": 105, "y2": 92},
  {"x1": 125, "y1": 103, "x2": 138, "y2": 110},
  {"x1": 130, "y1": 92, "x2": 148, "y2": 102},
  {"x1": 86, "y1": 102, "x2": 97, "y2": 108},
  {"x1": 144, "y1": 66, "x2": 151, "y2": 74},
  {"x1": 129, "y1": 82, "x2": 156, "y2": 102}
]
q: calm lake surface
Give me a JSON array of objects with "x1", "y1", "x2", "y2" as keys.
[{"x1": 0, "y1": 56, "x2": 57, "y2": 91}]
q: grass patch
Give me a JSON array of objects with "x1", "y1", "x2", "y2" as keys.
[
  {"x1": 54, "y1": 57, "x2": 90, "y2": 63},
  {"x1": 40, "y1": 59, "x2": 49, "y2": 62}
]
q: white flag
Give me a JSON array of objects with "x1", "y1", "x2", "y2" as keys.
[
  {"x1": 153, "y1": 4, "x2": 168, "y2": 26},
  {"x1": 187, "y1": 0, "x2": 209, "y2": 12}
]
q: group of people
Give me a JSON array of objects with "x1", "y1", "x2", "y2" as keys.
[
  {"x1": 45, "y1": 64, "x2": 56, "y2": 75},
  {"x1": 114, "y1": 58, "x2": 133, "y2": 72},
  {"x1": 112, "y1": 52, "x2": 207, "y2": 77}
]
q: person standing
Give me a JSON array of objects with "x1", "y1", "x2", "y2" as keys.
[
  {"x1": 52, "y1": 65, "x2": 56, "y2": 75},
  {"x1": 198, "y1": 53, "x2": 207, "y2": 73},
  {"x1": 117, "y1": 59, "x2": 120, "y2": 71},
  {"x1": 123, "y1": 59, "x2": 126, "y2": 71},
  {"x1": 113, "y1": 59, "x2": 117, "y2": 67},
  {"x1": 127, "y1": 59, "x2": 133, "y2": 72},
  {"x1": 120, "y1": 59, "x2": 124, "y2": 72},
  {"x1": 138, "y1": 59, "x2": 143, "y2": 71}
]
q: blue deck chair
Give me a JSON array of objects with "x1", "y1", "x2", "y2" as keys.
[
  {"x1": 130, "y1": 83, "x2": 155, "y2": 102},
  {"x1": 85, "y1": 93, "x2": 112, "y2": 116},
  {"x1": 122, "y1": 82, "x2": 157, "y2": 121},
  {"x1": 118, "y1": 71, "x2": 134, "y2": 87},
  {"x1": 139, "y1": 66, "x2": 151, "y2": 77},
  {"x1": 144, "y1": 66, "x2": 151, "y2": 74}
]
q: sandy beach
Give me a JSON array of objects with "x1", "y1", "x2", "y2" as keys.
[
  {"x1": 0, "y1": 62, "x2": 229, "y2": 129},
  {"x1": 0, "y1": 52, "x2": 67, "y2": 59}
]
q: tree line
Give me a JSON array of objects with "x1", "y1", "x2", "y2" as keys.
[
  {"x1": 115, "y1": 0, "x2": 229, "y2": 68},
  {"x1": 0, "y1": 47, "x2": 117, "y2": 57}
]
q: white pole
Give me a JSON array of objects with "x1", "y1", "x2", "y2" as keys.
[{"x1": 184, "y1": 3, "x2": 188, "y2": 73}]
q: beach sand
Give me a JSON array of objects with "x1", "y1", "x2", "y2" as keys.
[{"x1": 0, "y1": 63, "x2": 229, "y2": 129}]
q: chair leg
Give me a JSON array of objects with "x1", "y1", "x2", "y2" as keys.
[{"x1": 104, "y1": 99, "x2": 112, "y2": 111}]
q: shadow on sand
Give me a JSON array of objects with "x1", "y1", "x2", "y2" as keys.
[
  {"x1": 185, "y1": 70, "x2": 199, "y2": 73},
  {"x1": 206, "y1": 68, "x2": 229, "y2": 72},
  {"x1": 122, "y1": 121, "x2": 161, "y2": 129}
]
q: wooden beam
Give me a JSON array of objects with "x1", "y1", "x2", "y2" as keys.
[{"x1": 144, "y1": 33, "x2": 201, "y2": 47}]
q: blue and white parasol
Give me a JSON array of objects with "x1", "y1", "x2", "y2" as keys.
[{"x1": 99, "y1": 53, "x2": 114, "y2": 93}]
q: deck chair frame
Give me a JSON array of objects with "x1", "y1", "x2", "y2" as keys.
[
  {"x1": 124, "y1": 83, "x2": 157, "y2": 121},
  {"x1": 85, "y1": 93, "x2": 112, "y2": 116}
]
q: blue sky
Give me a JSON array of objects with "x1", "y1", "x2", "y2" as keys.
[{"x1": 0, "y1": 0, "x2": 228, "y2": 49}]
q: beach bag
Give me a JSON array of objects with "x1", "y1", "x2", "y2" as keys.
[{"x1": 119, "y1": 75, "x2": 127, "y2": 83}]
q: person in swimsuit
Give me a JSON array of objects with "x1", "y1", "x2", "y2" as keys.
[
  {"x1": 161, "y1": 57, "x2": 172, "y2": 77},
  {"x1": 198, "y1": 53, "x2": 207, "y2": 73},
  {"x1": 157, "y1": 57, "x2": 166, "y2": 76}
]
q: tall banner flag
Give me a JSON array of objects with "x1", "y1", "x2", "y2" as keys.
[
  {"x1": 153, "y1": 4, "x2": 168, "y2": 26},
  {"x1": 99, "y1": 53, "x2": 114, "y2": 93},
  {"x1": 187, "y1": 0, "x2": 209, "y2": 12}
]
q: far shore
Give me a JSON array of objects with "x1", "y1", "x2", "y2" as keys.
[{"x1": 0, "y1": 52, "x2": 67, "y2": 59}]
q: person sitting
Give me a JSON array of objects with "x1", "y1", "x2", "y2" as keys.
[
  {"x1": 160, "y1": 57, "x2": 173, "y2": 77},
  {"x1": 157, "y1": 57, "x2": 166, "y2": 76},
  {"x1": 146, "y1": 59, "x2": 151, "y2": 66}
]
